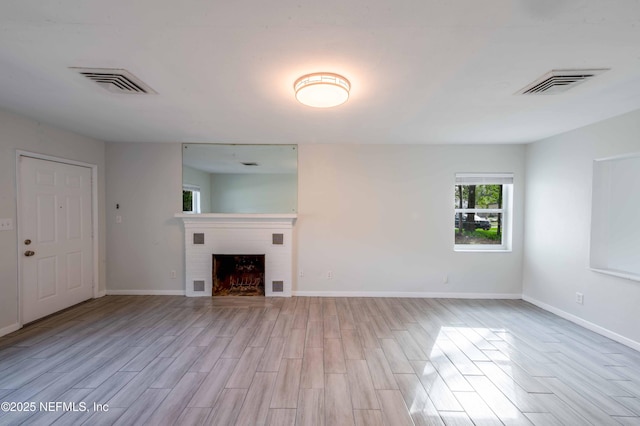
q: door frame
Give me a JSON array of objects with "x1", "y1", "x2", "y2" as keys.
[{"x1": 15, "y1": 150, "x2": 99, "y2": 326}]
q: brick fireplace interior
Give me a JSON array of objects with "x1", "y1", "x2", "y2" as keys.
[{"x1": 212, "y1": 254, "x2": 265, "y2": 296}]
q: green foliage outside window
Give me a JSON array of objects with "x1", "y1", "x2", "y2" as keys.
[
  {"x1": 455, "y1": 184, "x2": 502, "y2": 209},
  {"x1": 455, "y1": 184, "x2": 503, "y2": 245},
  {"x1": 183, "y1": 190, "x2": 193, "y2": 212}
]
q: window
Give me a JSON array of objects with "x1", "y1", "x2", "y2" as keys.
[
  {"x1": 454, "y1": 173, "x2": 513, "y2": 251},
  {"x1": 183, "y1": 184, "x2": 201, "y2": 213}
]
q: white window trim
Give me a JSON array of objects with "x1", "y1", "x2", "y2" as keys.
[
  {"x1": 183, "y1": 184, "x2": 201, "y2": 214},
  {"x1": 454, "y1": 173, "x2": 513, "y2": 252}
]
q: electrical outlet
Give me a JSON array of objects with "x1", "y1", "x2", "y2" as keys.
[
  {"x1": 0, "y1": 218, "x2": 14, "y2": 231},
  {"x1": 170, "y1": 270, "x2": 177, "y2": 279},
  {"x1": 299, "y1": 269, "x2": 304, "y2": 277},
  {"x1": 443, "y1": 274, "x2": 449, "y2": 284},
  {"x1": 327, "y1": 271, "x2": 333, "y2": 280},
  {"x1": 576, "y1": 292, "x2": 584, "y2": 305}
]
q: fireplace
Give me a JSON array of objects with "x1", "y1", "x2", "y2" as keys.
[
  {"x1": 213, "y1": 254, "x2": 265, "y2": 296},
  {"x1": 176, "y1": 213, "x2": 296, "y2": 297}
]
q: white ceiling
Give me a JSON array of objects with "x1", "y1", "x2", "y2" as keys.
[{"x1": 1, "y1": 1, "x2": 640, "y2": 145}]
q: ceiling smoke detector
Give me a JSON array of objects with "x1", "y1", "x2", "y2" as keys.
[
  {"x1": 71, "y1": 67, "x2": 157, "y2": 94},
  {"x1": 517, "y1": 69, "x2": 609, "y2": 95}
]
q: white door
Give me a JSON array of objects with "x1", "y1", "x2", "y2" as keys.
[{"x1": 19, "y1": 156, "x2": 94, "y2": 323}]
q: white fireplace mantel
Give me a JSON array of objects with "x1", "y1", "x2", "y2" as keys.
[
  {"x1": 176, "y1": 213, "x2": 296, "y2": 297},
  {"x1": 175, "y1": 213, "x2": 297, "y2": 227}
]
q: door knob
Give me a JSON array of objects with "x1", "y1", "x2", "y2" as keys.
[
  {"x1": 24, "y1": 239, "x2": 32, "y2": 245},
  {"x1": 24, "y1": 250, "x2": 35, "y2": 257}
]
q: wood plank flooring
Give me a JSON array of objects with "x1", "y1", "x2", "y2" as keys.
[{"x1": 1, "y1": 296, "x2": 640, "y2": 425}]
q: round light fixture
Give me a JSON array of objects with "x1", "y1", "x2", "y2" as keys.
[{"x1": 294, "y1": 72, "x2": 350, "y2": 108}]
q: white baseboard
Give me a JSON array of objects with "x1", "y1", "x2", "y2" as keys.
[
  {"x1": 96, "y1": 289, "x2": 107, "y2": 298},
  {"x1": 0, "y1": 323, "x2": 21, "y2": 338},
  {"x1": 523, "y1": 294, "x2": 640, "y2": 352},
  {"x1": 292, "y1": 291, "x2": 522, "y2": 299},
  {"x1": 106, "y1": 289, "x2": 186, "y2": 296}
]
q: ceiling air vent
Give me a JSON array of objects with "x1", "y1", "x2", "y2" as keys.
[
  {"x1": 517, "y1": 69, "x2": 609, "y2": 95},
  {"x1": 70, "y1": 67, "x2": 157, "y2": 94},
  {"x1": 241, "y1": 162, "x2": 259, "y2": 166}
]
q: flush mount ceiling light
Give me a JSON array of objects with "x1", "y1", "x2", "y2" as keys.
[{"x1": 294, "y1": 72, "x2": 350, "y2": 108}]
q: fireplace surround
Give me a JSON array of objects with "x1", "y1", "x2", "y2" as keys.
[{"x1": 176, "y1": 213, "x2": 296, "y2": 297}]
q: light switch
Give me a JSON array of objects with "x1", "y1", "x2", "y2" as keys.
[
  {"x1": 115, "y1": 215, "x2": 122, "y2": 224},
  {"x1": 0, "y1": 218, "x2": 14, "y2": 231}
]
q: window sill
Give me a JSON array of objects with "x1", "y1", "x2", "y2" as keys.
[
  {"x1": 590, "y1": 268, "x2": 640, "y2": 283},
  {"x1": 454, "y1": 246, "x2": 512, "y2": 253}
]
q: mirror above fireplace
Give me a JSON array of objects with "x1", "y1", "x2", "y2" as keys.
[{"x1": 182, "y1": 143, "x2": 298, "y2": 214}]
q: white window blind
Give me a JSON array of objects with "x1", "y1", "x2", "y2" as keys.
[
  {"x1": 455, "y1": 173, "x2": 514, "y2": 185},
  {"x1": 183, "y1": 184, "x2": 201, "y2": 192}
]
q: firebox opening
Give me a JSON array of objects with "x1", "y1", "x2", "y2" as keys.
[{"x1": 212, "y1": 254, "x2": 265, "y2": 296}]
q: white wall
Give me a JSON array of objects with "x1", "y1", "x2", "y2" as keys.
[
  {"x1": 523, "y1": 108, "x2": 640, "y2": 348},
  {"x1": 296, "y1": 144, "x2": 525, "y2": 296},
  {"x1": 182, "y1": 165, "x2": 211, "y2": 213},
  {"x1": 210, "y1": 173, "x2": 297, "y2": 213},
  {"x1": 0, "y1": 108, "x2": 106, "y2": 335},
  {"x1": 105, "y1": 142, "x2": 525, "y2": 298},
  {"x1": 106, "y1": 142, "x2": 185, "y2": 294}
]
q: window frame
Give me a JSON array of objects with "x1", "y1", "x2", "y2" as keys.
[
  {"x1": 182, "y1": 184, "x2": 201, "y2": 214},
  {"x1": 454, "y1": 173, "x2": 513, "y2": 252}
]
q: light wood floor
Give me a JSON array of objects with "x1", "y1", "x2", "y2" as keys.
[{"x1": 1, "y1": 296, "x2": 640, "y2": 425}]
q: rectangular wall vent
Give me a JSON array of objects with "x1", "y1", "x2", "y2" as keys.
[
  {"x1": 272, "y1": 233, "x2": 284, "y2": 245},
  {"x1": 517, "y1": 69, "x2": 609, "y2": 95},
  {"x1": 193, "y1": 281, "x2": 205, "y2": 292},
  {"x1": 193, "y1": 233, "x2": 205, "y2": 245},
  {"x1": 70, "y1": 67, "x2": 157, "y2": 94}
]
